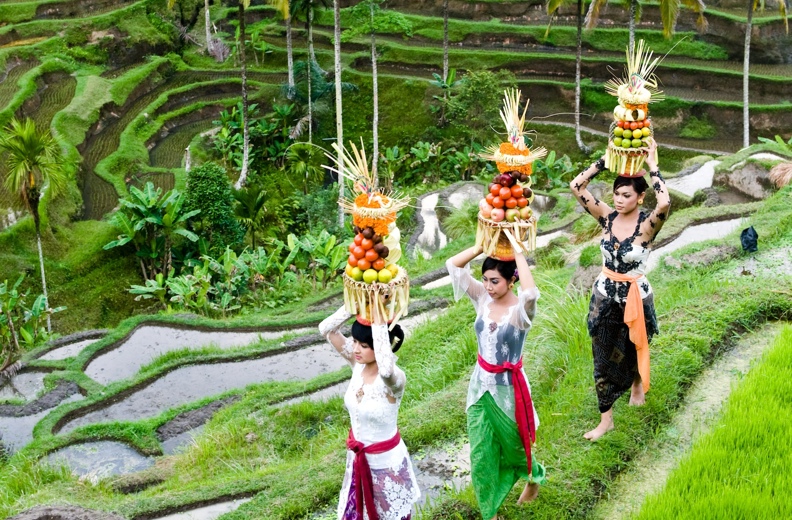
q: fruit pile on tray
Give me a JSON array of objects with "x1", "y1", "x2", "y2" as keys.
[
  {"x1": 476, "y1": 88, "x2": 547, "y2": 259},
  {"x1": 604, "y1": 40, "x2": 665, "y2": 177},
  {"x1": 328, "y1": 141, "x2": 410, "y2": 325}
]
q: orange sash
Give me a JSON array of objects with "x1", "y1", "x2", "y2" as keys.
[{"x1": 602, "y1": 267, "x2": 650, "y2": 392}]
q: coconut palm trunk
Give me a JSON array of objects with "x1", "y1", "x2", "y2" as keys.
[
  {"x1": 334, "y1": 0, "x2": 344, "y2": 226},
  {"x1": 236, "y1": 1, "x2": 251, "y2": 189},
  {"x1": 205, "y1": 0, "x2": 213, "y2": 54},
  {"x1": 287, "y1": 13, "x2": 295, "y2": 95},
  {"x1": 443, "y1": 0, "x2": 449, "y2": 84},
  {"x1": 29, "y1": 191, "x2": 51, "y2": 334},
  {"x1": 308, "y1": 59, "x2": 313, "y2": 143},
  {"x1": 370, "y1": 1, "x2": 379, "y2": 185},
  {"x1": 574, "y1": 0, "x2": 586, "y2": 152},
  {"x1": 629, "y1": 0, "x2": 637, "y2": 51},
  {"x1": 743, "y1": 0, "x2": 753, "y2": 148}
]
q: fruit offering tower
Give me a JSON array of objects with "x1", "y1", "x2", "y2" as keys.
[
  {"x1": 327, "y1": 140, "x2": 411, "y2": 325},
  {"x1": 604, "y1": 40, "x2": 665, "y2": 177},
  {"x1": 477, "y1": 88, "x2": 547, "y2": 259}
]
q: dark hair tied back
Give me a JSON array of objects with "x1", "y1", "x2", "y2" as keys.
[
  {"x1": 351, "y1": 321, "x2": 406, "y2": 353},
  {"x1": 482, "y1": 257, "x2": 517, "y2": 281},
  {"x1": 613, "y1": 175, "x2": 649, "y2": 195}
]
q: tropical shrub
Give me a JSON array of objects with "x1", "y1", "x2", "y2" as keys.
[
  {"x1": 104, "y1": 182, "x2": 200, "y2": 280},
  {"x1": 183, "y1": 163, "x2": 245, "y2": 255},
  {"x1": 1, "y1": 276, "x2": 65, "y2": 372},
  {"x1": 532, "y1": 151, "x2": 578, "y2": 190}
]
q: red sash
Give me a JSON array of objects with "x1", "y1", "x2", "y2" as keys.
[
  {"x1": 346, "y1": 429, "x2": 402, "y2": 520},
  {"x1": 477, "y1": 354, "x2": 536, "y2": 472}
]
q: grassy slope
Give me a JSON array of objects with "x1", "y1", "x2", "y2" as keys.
[
  {"x1": 635, "y1": 325, "x2": 792, "y2": 519},
  {"x1": 1, "y1": 186, "x2": 789, "y2": 518}
]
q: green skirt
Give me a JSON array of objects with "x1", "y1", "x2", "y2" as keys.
[{"x1": 467, "y1": 391, "x2": 547, "y2": 519}]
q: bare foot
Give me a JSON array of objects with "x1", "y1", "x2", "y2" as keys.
[
  {"x1": 629, "y1": 379, "x2": 645, "y2": 406},
  {"x1": 584, "y1": 415, "x2": 614, "y2": 441},
  {"x1": 517, "y1": 482, "x2": 539, "y2": 505}
]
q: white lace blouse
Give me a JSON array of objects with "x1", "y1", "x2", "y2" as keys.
[
  {"x1": 319, "y1": 309, "x2": 420, "y2": 520},
  {"x1": 445, "y1": 260, "x2": 541, "y2": 427}
]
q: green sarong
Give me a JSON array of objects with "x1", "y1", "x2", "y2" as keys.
[{"x1": 467, "y1": 391, "x2": 547, "y2": 519}]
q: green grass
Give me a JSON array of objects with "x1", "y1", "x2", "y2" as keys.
[{"x1": 635, "y1": 324, "x2": 792, "y2": 519}]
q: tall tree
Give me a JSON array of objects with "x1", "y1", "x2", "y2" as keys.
[
  {"x1": 334, "y1": 0, "x2": 344, "y2": 227},
  {"x1": 443, "y1": 0, "x2": 449, "y2": 85},
  {"x1": 286, "y1": 1, "x2": 295, "y2": 95},
  {"x1": 0, "y1": 118, "x2": 67, "y2": 334},
  {"x1": 547, "y1": 0, "x2": 588, "y2": 152},
  {"x1": 341, "y1": 0, "x2": 411, "y2": 186},
  {"x1": 742, "y1": 0, "x2": 788, "y2": 148},
  {"x1": 585, "y1": 0, "x2": 707, "y2": 47},
  {"x1": 205, "y1": 0, "x2": 212, "y2": 55},
  {"x1": 235, "y1": 0, "x2": 252, "y2": 189}
]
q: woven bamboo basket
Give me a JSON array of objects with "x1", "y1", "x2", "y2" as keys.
[
  {"x1": 476, "y1": 214, "x2": 537, "y2": 259},
  {"x1": 343, "y1": 268, "x2": 410, "y2": 326},
  {"x1": 605, "y1": 143, "x2": 659, "y2": 177}
]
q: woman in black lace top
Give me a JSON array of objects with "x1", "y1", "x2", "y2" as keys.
[{"x1": 569, "y1": 138, "x2": 671, "y2": 441}]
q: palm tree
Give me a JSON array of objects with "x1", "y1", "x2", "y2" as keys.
[
  {"x1": 0, "y1": 118, "x2": 67, "y2": 334},
  {"x1": 333, "y1": 0, "x2": 344, "y2": 227},
  {"x1": 204, "y1": 0, "x2": 212, "y2": 55},
  {"x1": 370, "y1": 0, "x2": 380, "y2": 184},
  {"x1": 443, "y1": 0, "x2": 450, "y2": 85},
  {"x1": 547, "y1": 0, "x2": 588, "y2": 152},
  {"x1": 286, "y1": 0, "x2": 295, "y2": 95},
  {"x1": 232, "y1": 185, "x2": 267, "y2": 249},
  {"x1": 743, "y1": 0, "x2": 788, "y2": 148},
  {"x1": 234, "y1": 0, "x2": 252, "y2": 189}
]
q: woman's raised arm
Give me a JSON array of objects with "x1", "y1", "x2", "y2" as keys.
[
  {"x1": 318, "y1": 306, "x2": 355, "y2": 366},
  {"x1": 570, "y1": 159, "x2": 612, "y2": 222}
]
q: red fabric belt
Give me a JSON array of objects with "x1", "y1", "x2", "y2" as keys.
[
  {"x1": 346, "y1": 428, "x2": 402, "y2": 520},
  {"x1": 477, "y1": 354, "x2": 536, "y2": 473}
]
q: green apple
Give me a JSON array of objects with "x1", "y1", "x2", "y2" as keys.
[
  {"x1": 631, "y1": 138, "x2": 643, "y2": 148},
  {"x1": 613, "y1": 128, "x2": 623, "y2": 138},
  {"x1": 621, "y1": 139, "x2": 632, "y2": 149},
  {"x1": 350, "y1": 266, "x2": 364, "y2": 281},
  {"x1": 632, "y1": 129, "x2": 643, "y2": 139},
  {"x1": 505, "y1": 208, "x2": 520, "y2": 222},
  {"x1": 613, "y1": 137, "x2": 623, "y2": 147},
  {"x1": 363, "y1": 269, "x2": 379, "y2": 284},
  {"x1": 377, "y1": 269, "x2": 393, "y2": 283}
]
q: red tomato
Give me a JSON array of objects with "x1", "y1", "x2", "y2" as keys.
[
  {"x1": 354, "y1": 234, "x2": 363, "y2": 246},
  {"x1": 353, "y1": 246, "x2": 366, "y2": 259},
  {"x1": 617, "y1": 120, "x2": 624, "y2": 128},
  {"x1": 517, "y1": 196, "x2": 528, "y2": 208},
  {"x1": 499, "y1": 187, "x2": 511, "y2": 199},
  {"x1": 644, "y1": 119, "x2": 651, "y2": 127},
  {"x1": 348, "y1": 254, "x2": 358, "y2": 266},
  {"x1": 490, "y1": 184, "x2": 501, "y2": 196},
  {"x1": 357, "y1": 258, "x2": 371, "y2": 271},
  {"x1": 365, "y1": 249, "x2": 379, "y2": 262},
  {"x1": 372, "y1": 258, "x2": 386, "y2": 271},
  {"x1": 361, "y1": 238, "x2": 374, "y2": 250},
  {"x1": 510, "y1": 185, "x2": 523, "y2": 198},
  {"x1": 492, "y1": 196, "x2": 504, "y2": 208},
  {"x1": 636, "y1": 120, "x2": 644, "y2": 128},
  {"x1": 629, "y1": 121, "x2": 639, "y2": 130},
  {"x1": 348, "y1": 243, "x2": 355, "y2": 254},
  {"x1": 485, "y1": 193, "x2": 495, "y2": 205},
  {"x1": 505, "y1": 197, "x2": 518, "y2": 209}
]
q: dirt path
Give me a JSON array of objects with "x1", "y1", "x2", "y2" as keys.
[{"x1": 592, "y1": 323, "x2": 784, "y2": 520}]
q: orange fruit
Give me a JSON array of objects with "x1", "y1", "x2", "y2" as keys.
[
  {"x1": 348, "y1": 254, "x2": 358, "y2": 267},
  {"x1": 372, "y1": 258, "x2": 386, "y2": 271},
  {"x1": 510, "y1": 185, "x2": 523, "y2": 198},
  {"x1": 517, "y1": 196, "x2": 528, "y2": 208},
  {"x1": 492, "y1": 197, "x2": 504, "y2": 209},
  {"x1": 357, "y1": 258, "x2": 371, "y2": 271},
  {"x1": 361, "y1": 238, "x2": 374, "y2": 250},
  {"x1": 365, "y1": 249, "x2": 379, "y2": 262},
  {"x1": 353, "y1": 246, "x2": 366, "y2": 259},
  {"x1": 505, "y1": 197, "x2": 518, "y2": 209},
  {"x1": 499, "y1": 187, "x2": 511, "y2": 199}
]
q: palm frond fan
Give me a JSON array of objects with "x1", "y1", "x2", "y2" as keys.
[
  {"x1": 604, "y1": 40, "x2": 665, "y2": 177},
  {"x1": 324, "y1": 140, "x2": 411, "y2": 327}
]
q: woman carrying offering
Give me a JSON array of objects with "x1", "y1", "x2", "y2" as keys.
[
  {"x1": 569, "y1": 137, "x2": 671, "y2": 441},
  {"x1": 446, "y1": 231, "x2": 546, "y2": 520},
  {"x1": 319, "y1": 304, "x2": 420, "y2": 520}
]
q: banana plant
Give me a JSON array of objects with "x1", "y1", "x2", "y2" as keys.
[{"x1": 129, "y1": 272, "x2": 169, "y2": 309}]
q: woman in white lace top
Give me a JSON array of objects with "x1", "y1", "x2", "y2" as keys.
[
  {"x1": 446, "y1": 232, "x2": 546, "y2": 520},
  {"x1": 319, "y1": 306, "x2": 420, "y2": 520}
]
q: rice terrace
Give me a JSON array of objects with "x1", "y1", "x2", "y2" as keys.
[{"x1": 0, "y1": 0, "x2": 790, "y2": 518}]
